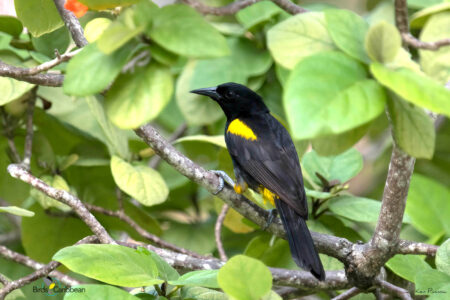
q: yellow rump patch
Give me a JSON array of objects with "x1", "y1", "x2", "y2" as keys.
[
  {"x1": 260, "y1": 187, "x2": 277, "y2": 206},
  {"x1": 227, "y1": 119, "x2": 257, "y2": 141}
]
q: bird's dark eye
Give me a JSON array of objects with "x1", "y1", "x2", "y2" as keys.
[{"x1": 225, "y1": 90, "x2": 235, "y2": 99}]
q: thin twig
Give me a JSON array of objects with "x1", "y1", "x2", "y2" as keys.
[
  {"x1": 215, "y1": 204, "x2": 229, "y2": 261},
  {"x1": 53, "y1": 0, "x2": 88, "y2": 47},
  {"x1": 376, "y1": 279, "x2": 413, "y2": 300},
  {"x1": 7, "y1": 164, "x2": 114, "y2": 244},
  {"x1": 332, "y1": 287, "x2": 362, "y2": 300},
  {"x1": 22, "y1": 89, "x2": 37, "y2": 169},
  {"x1": 0, "y1": 62, "x2": 64, "y2": 86},
  {"x1": 25, "y1": 49, "x2": 81, "y2": 76},
  {"x1": 0, "y1": 275, "x2": 9, "y2": 286},
  {"x1": 84, "y1": 203, "x2": 204, "y2": 258}
]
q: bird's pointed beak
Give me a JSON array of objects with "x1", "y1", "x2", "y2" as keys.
[{"x1": 190, "y1": 86, "x2": 219, "y2": 99}]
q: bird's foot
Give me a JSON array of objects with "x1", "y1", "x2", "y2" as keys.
[
  {"x1": 211, "y1": 170, "x2": 235, "y2": 195},
  {"x1": 262, "y1": 209, "x2": 278, "y2": 230}
]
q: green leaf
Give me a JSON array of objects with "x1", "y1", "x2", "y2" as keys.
[
  {"x1": 22, "y1": 204, "x2": 91, "y2": 263},
  {"x1": 0, "y1": 77, "x2": 34, "y2": 106},
  {"x1": 146, "y1": 250, "x2": 179, "y2": 281},
  {"x1": 244, "y1": 235, "x2": 295, "y2": 269},
  {"x1": 370, "y1": 63, "x2": 450, "y2": 118},
  {"x1": 111, "y1": 156, "x2": 168, "y2": 206},
  {"x1": 419, "y1": 12, "x2": 450, "y2": 84},
  {"x1": 406, "y1": 174, "x2": 450, "y2": 238},
  {"x1": 53, "y1": 244, "x2": 162, "y2": 287},
  {"x1": 0, "y1": 206, "x2": 34, "y2": 217},
  {"x1": 328, "y1": 196, "x2": 384, "y2": 223},
  {"x1": 96, "y1": 8, "x2": 144, "y2": 54},
  {"x1": 410, "y1": 2, "x2": 450, "y2": 28},
  {"x1": 175, "y1": 135, "x2": 226, "y2": 148},
  {"x1": 415, "y1": 269, "x2": 450, "y2": 297},
  {"x1": 285, "y1": 52, "x2": 386, "y2": 139},
  {"x1": 386, "y1": 254, "x2": 431, "y2": 282},
  {"x1": 387, "y1": 96, "x2": 435, "y2": 159},
  {"x1": 236, "y1": 1, "x2": 282, "y2": 30},
  {"x1": 169, "y1": 270, "x2": 219, "y2": 288},
  {"x1": 305, "y1": 188, "x2": 334, "y2": 200},
  {"x1": 0, "y1": 16, "x2": 23, "y2": 37},
  {"x1": 84, "y1": 18, "x2": 112, "y2": 43},
  {"x1": 14, "y1": 0, "x2": 63, "y2": 37},
  {"x1": 180, "y1": 286, "x2": 227, "y2": 300},
  {"x1": 65, "y1": 284, "x2": 141, "y2": 300},
  {"x1": 162, "y1": 222, "x2": 216, "y2": 255},
  {"x1": 325, "y1": 9, "x2": 370, "y2": 62},
  {"x1": 105, "y1": 63, "x2": 173, "y2": 129},
  {"x1": 312, "y1": 123, "x2": 371, "y2": 156},
  {"x1": 30, "y1": 175, "x2": 71, "y2": 211},
  {"x1": 218, "y1": 255, "x2": 272, "y2": 300},
  {"x1": 78, "y1": 0, "x2": 140, "y2": 10},
  {"x1": 267, "y1": 12, "x2": 336, "y2": 69},
  {"x1": 64, "y1": 42, "x2": 135, "y2": 96},
  {"x1": 302, "y1": 148, "x2": 363, "y2": 185},
  {"x1": 408, "y1": 0, "x2": 445, "y2": 9},
  {"x1": 86, "y1": 96, "x2": 130, "y2": 159},
  {"x1": 436, "y1": 239, "x2": 450, "y2": 276},
  {"x1": 148, "y1": 4, "x2": 229, "y2": 58},
  {"x1": 364, "y1": 21, "x2": 401, "y2": 63},
  {"x1": 31, "y1": 25, "x2": 70, "y2": 58}
]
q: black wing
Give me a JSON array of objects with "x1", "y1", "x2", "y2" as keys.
[{"x1": 225, "y1": 114, "x2": 308, "y2": 218}]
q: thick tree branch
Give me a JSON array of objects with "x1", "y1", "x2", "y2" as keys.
[
  {"x1": 0, "y1": 62, "x2": 64, "y2": 86},
  {"x1": 22, "y1": 90, "x2": 37, "y2": 169},
  {"x1": 215, "y1": 204, "x2": 229, "y2": 261},
  {"x1": 53, "y1": 0, "x2": 88, "y2": 47},
  {"x1": 7, "y1": 164, "x2": 114, "y2": 244},
  {"x1": 84, "y1": 203, "x2": 205, "y2": 258},
  {"x1": 0, "y1": 236, "x2": 96, "y2": 299},
  {"x1": 395, "y1": 0, "x2": 450, "y2": 50}
]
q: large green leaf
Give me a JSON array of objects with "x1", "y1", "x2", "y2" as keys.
[
  {"x1": 111, "y1": 156, "x2": 168, "y2": 206},
  {"x1": 148, "y1": 4, "x2": 229, "y2": 58},
  {"x1": 180, "y1": 286, "x2": 228, "y2": 300},
  {"x1": 387, "y1": 96, "x2": 435, "y2": 159},
  {"x1": 169, "y1": 270, "x2": 219, "y2": 288},
  {"x1": 21, "y1": 204, "x2": 91, "y2": 263},
  {"x1": 0, "y1": 206, "x2": 34, "y2": 217},
  {"x1": 386, "y1": 254, "x2": 431, "y2": 282},
  {"x1": 65, "y1": 284, "x2": 140, "y2": 300},
  {"x1": 267, "y1": 12, "x2": 336, "y2": 69},
  {"x1": 78, "y1": 0, "x2": 140, "y2": 10},
  {"x1": 105, "y1": 63, "x2": 173, "y2": 129},
  {"x1": 244, "y1": 235, "x2": 295, "y2": 269},
  {"x1": 364, "y1": 21, "x2": 401, "y2": 63},
  {"x1": 328, "y1": 196, "x2": 383, "y2": 223},
  {"x1": 31, "y1": 25, "x2": 70, "y2": 58},
  {"x1": 419, "y1": 12, "x2": 450, "y2": 84},
  {"x1": 14, "y1": 0, "x2": 63, "y2": 37},
  {"x1": 415, "y1": 269, "x2": 450, "y2": 298},
  {"x1": 175, "y1": 135, "x2": 226, "y2": 148},
  {"x1": 370, "y1": 63, "x2": 450, "y2": 117},
  {"x1": 53, "y1": 244, "x2": 162, "y2": 287},
  {"x1": 218, "y1": 255, "x2": 272, "y2": 300},
  {"x1": 0, "y1": 16, "x2": 23, "y2": 37},
  {"x1": 325, "y1": 9, "x2": 370, "y2": 62},
  {"x1": 436, "y1": 239, "x2": 450, "y2": 276},
  {"x1": 146, "y1": 249, "x2": 179, "y2": 281},
  {"x1": 301, "y1": 148, "x2": 363, "y2": 185},
  {"x1": 64, "y1": 42, "x2": 135, "y2": 96},
  {"x1": 406, "y1": 174, "x2": 450, "y2": 238},
  {"x1": 162, "y1": 222, "x2": 216, "y2": 255},
  {"x1": 236, "y1": 1, "x2": 283, "y2": 30},
  {"x1": 285, "y1": 52, "x2": 386, "y2": 139}
]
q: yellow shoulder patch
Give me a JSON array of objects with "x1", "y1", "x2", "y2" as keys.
[
  {"x1": 227, "y1": 119, "x2": 257, "y2": 141},
  {"x1": 259, "y1": 186, "x2": 277, "y2": 206}
]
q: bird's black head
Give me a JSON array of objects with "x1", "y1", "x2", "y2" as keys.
[{"x1": 190, "y1": 82, "x2": 269, "y2": 120}]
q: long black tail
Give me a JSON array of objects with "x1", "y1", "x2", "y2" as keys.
[{"x1": 275, "y1": 199, "x2": 325, "y2": 281}]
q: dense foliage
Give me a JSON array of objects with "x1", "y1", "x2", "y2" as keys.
[{"x1": 0, "y1": 0, "x2": 449, "y2": 299}]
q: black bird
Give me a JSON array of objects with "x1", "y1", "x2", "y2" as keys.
[{"x1": 191, "y1": 82, "x2": 325, "y2": 280}]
